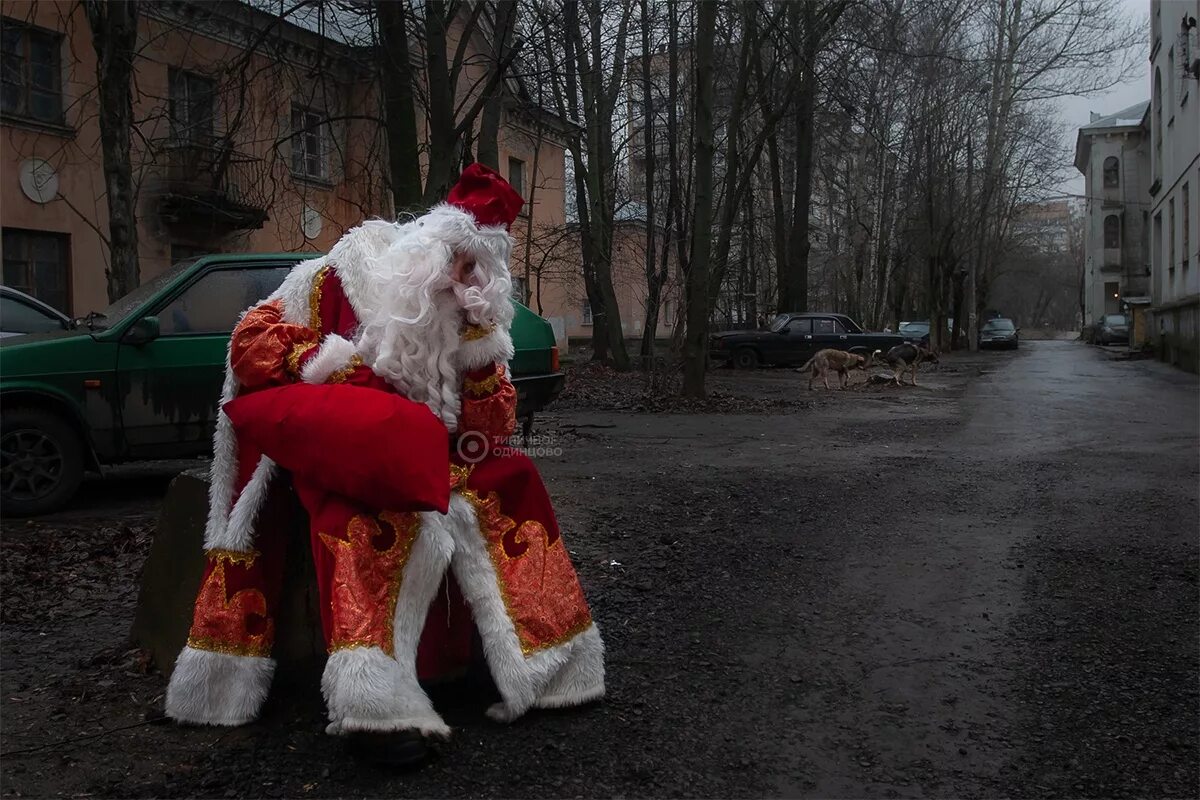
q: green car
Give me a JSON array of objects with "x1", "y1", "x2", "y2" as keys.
[{"x1": 0, "y1": 254, "x2": 564, "y2": 516}]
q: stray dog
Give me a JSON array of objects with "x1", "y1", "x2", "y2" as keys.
[
  {"x1": 882, "y1": 343, "x2": 939, "y2": 386},
  {"x1": 796, "y1": 348, "x2": 879, "y2": 390}
]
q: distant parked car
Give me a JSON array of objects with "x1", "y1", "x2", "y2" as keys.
[
  {"x1": 1092, "y1": 314, "x2": 1129, "y2": 346},
  {"x1": 980, "y1": 318, "x2": 1019, "y2": 350},
  {"x1": 898, "y1": 319, "x2": 954, "y2": 346},
  {"x1": 710, "y1": 312, "x2": 917, "y2": 368},
  {"x1": 0, "y1": 286, "x2": 71, "y2": 338}
]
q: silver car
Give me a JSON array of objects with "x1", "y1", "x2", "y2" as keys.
[{"x1": 0, "y1": 286, "x2": 71, "y2": 338}]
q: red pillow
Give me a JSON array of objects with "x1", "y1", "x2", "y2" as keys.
[{"x1": 223, "y1": 383, "x2": 450, "y2": 514}]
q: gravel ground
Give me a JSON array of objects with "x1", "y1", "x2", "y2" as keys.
[{"x1": 2, "y1": 341, "x2": 1196, "y2": 798}]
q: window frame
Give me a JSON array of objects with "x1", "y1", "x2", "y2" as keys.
[
  {"x1": 507, "y1": 155, "x2": 526, "y2": 211},
  {"x1": 0, "y1": 18, "x2": 64, "y2": 125},
  {"x1": 581, "y1": 299, "x2": 593, "y2": 326},
  {"x1": 1103, "y1": 214, "x2": 1121, "y2": 250},
  {"x1": 1102, "y1": 156, "x2": 1120, "y2": 189},
  {"x1": 290, "y1": 104, "x2": 330, "y2": 183},
  {"x1": 1183, "y1": 183, "x2": 1191, "y2": 271},
  {"x1": 1, "y1": 227, "x2": 71, "y2": 315},
  {"x1": 168, "y1": 68, "x2": 216, "y2": 145}
]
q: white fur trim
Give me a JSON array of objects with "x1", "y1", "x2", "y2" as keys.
[
  {"x1": 532, "y1": 623, "x2": 607, "y2": 710},
  {"x1": 165, "y1": 646, "x2": 274, "y2": 726},
  {"x1": 271, "y1": 257, "x2": 329, "y2": 326},
  {"x1": 322, "y1": 647, "x2": 450, "y2": 738},
  {"x1": 442, "y1": 495, "x2": 606, "y2": 722},
  {"x1": 457, "y1": 328, "x2": 514, "y2": 372},
  {"x1": 205, "y1": 456, "x2": 276, "y2": 552},
  {"x1": 203, "y1": 349, "x2": 241, "y2": 550},
  {"x1": 419, "y1": 205, "x2": 513, "y2": 265},
  {"x1": 299, "y1": 334, "x2": 359, "y2": 385}
]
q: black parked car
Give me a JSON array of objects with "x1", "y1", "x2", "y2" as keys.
[
  {"x1": 710, "y1": 312, "x2": 915, "y2": 368},
  {"x1": 979, "y1": 318, "x2": 1019, "y2": 349},
  {"x1": 1090, "y1": 314, "x2": 1129, "y2": 346}
]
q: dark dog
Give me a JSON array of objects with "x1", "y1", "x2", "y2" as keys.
[{"x1": 883, "y1": 343, "x2": 939, "y2": 386}]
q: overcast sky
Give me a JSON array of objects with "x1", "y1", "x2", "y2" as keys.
[{"x1": 1056, "y1": 0, "x2": 1153, "y2": 196}]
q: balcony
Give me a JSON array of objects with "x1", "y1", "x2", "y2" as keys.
[{"x1": 154, "y1": 139, "x2": 270, "y2": 233}]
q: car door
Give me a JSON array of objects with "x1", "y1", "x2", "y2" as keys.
[
  {"x1": 780, "y1": 317, "x2": 814, "y2": 363},
  {"x1": 811, "y1": 316, "x2": 849, "y2": 352},
  {"x1": 114, "y1": 262, "x2": 294, "y2": 458}
]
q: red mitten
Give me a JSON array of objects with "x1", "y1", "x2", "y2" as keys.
[{"x1": 223, "y1": 383, "x2": 450, "y2": 513}]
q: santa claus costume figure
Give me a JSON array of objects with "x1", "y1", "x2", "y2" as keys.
[{"x1": 164, "y1": 164, "x2": 604, "y2": 765}]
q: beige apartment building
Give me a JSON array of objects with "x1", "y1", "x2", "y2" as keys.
[{"x1": 0, "y1": 0, "x2": 577, "y2": 332}]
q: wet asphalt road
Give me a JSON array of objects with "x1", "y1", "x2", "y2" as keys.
[{"x1": 2, "y1": 340, "x2": 1197, "y2": 798}]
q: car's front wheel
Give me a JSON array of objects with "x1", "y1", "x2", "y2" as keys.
[
  {"x1": 1, "y1": 407, "x2": 86, "y2": 517},
  {"x1": 732, "y1": 348, "x2": 759, "y2": 370}
]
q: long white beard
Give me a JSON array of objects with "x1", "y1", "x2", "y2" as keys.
[{"x1": 332, "y1": 216, "x2": 516, "y2": 429}]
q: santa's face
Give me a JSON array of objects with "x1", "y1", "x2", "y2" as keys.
[{"x1": 449, "y1": 250, "x2": 477, "y2": 286}]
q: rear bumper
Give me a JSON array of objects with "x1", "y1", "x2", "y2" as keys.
[{"x1": 512, "y1": 372, "x2": 565, "y2": 417}]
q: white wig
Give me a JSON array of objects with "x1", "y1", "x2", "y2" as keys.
[{"x1": 330, "y1": 207, "x2": 516, "y2": 430}]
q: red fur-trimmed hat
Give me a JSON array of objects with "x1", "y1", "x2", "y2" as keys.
[{"x1": 446, "y1": 163, "x2": 525, "y2": 231}]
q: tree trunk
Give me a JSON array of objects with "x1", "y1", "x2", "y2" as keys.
[
  {"x1": 377, "y1": 0, "x2": 423, "y2": 212},
  {"x1": 683, "y1": 0, "x2": 716, "y2": 399},
  {"x1": 638, "y1": 0, "x2": 659, "y2": 365},
  {"x1": 423, "y1": 1, "x2": 460, "y2": 205},
  {"x1": 84, "y1": 0, "x2": 140, "y2": 302},
  {"x1": 477, "y1": 0, "x2": 518, "y2": 171}
]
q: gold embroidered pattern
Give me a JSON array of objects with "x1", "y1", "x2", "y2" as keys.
[
  {"x1": 204, "y1": 548, "x2": 260, "y2": 567},
  {"x1": 285, "y1": 340, "x2": 318, "y2": 377},
  {"x1": 462, "y1": 324, "x2": 495, "y2": 342},
  {"x1": 309, "y1": 265, "x2": 331, "y2": 330},
  {"x1": 458, "y1": 484, "x2": 592, "y2": 657},
  {"x1": 327, "y1": 354, "x2": 365, "y2": 384},
  {"x1": 319, "y1": 511, "x2": 420, "y2": 655},
  {"x1": 186, "y1": 635, "x2": 271, "y2": 658},
  {"x1": 187, "y1": 560, "x2": 273, "y2": 658},
  {"x1": 464, "y1": 370, "x2": 501, "y2": 397}
]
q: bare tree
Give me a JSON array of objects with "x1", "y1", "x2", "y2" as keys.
[
  {"x1": 83, "y1": 0, "x2": 140, "y2": 302},
  {"x1": 682, "y1": 0, "x2": 716, "y2": 398}
]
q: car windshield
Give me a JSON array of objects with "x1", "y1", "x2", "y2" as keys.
[
  {"x1": 899, "y1": 322, "x2": 930, "y2": 334},
  {"x1": 1103, "y1": 314, "x2": 1126, "y2": 326},
  {"x1": 768, "y1": 314, "x2": 790, "y2": 332},
  {"x1": 983, "y1": 319, "x2": 1015, "y2": 331},
  {"x1": 86, "y1": 259, "x2": 199, "y2": 329}
]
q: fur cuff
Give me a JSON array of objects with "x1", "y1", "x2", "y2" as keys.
[
  {"x1": 458, "y1": 327, "x2": 514, "y2": 372},
  {"x1": 321, "y1": 647, "x2": 450, "y2": 738},
  {"x1": 300, "y1": 334, "x2": 359, "y2": 385},
  {"x1": 165, "y1": 646, "x2": 275, "y2": 726}
]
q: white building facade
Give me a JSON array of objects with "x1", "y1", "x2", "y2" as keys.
[
  {"x1": 1074, "y1": 102, "x2": 1152, "y2": 326},
  {"x1": 1148, "y1": 1, "x2": 1200, "y2": 370}
]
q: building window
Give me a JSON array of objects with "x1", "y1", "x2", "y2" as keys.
[
  {"x1": 1183, "y1": 184, "x2": 1191, "y2": 271},
  {"x1": 511, "y1": 275, "x2": 527, "y2": 304},
  {"x1": 0, "y1": 19, "x2": 63, "y2": 124},
  {"x1": 1, "y1": 228, "x2": 69, "y2": 314},
  {"x1": 581, "y1": 299, "x2": 592, "y2": 326},
  {"x1": 1154, "y1": 69, "x2": 1163, "y2": 179},
  {"x1": 1103, "y1": 214, "x2": 1120, "y2": 249},
  {"x1": 508, "y1": 156, "x2": 525, "y2": 201},
  {"x1": 1102, "y1": 156, "x2": 1119, "y2": 189},
  {"x1": 1169, "y1": 198, "x2": 1176, "y2": 270},
  {"x1": 291, "y1": 105, "x2": 329, "y2": 181},
  {"x1": 168, "y1": 69, "x2": 215, "y2": 144}
]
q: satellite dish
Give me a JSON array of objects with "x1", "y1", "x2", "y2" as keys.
[{"x1": 19, "y1": 158, "x2": 58, "y2": 204}]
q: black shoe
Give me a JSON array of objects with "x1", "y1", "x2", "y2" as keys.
[{"x1": 344, "y1": 729, "x2": 430, "y2": 769}]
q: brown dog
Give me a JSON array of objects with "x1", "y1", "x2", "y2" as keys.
[
  {"x1": 882, "y1": 343, "x2": 939, "y2": 386},
  {"x1": 796, "y1": 348, "x2": 878, "y2": 390}
]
